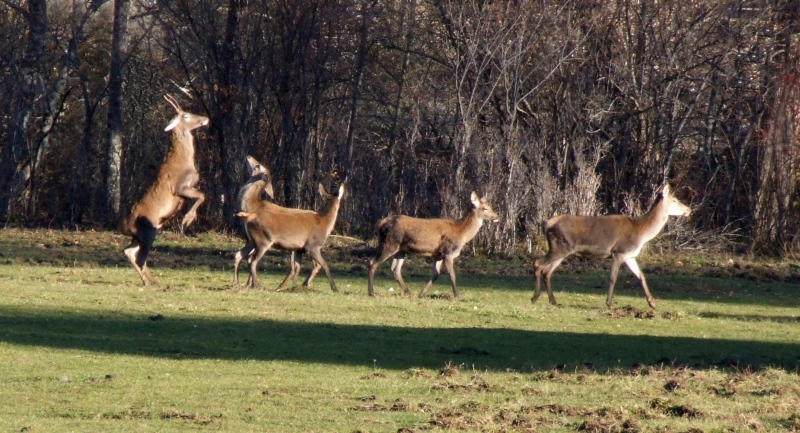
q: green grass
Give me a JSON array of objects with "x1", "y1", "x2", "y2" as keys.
[{"x1": 0, "y1": 228, "x2": 799, "y2": 432}]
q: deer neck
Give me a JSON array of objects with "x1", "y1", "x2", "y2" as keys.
[
  {"x1": 636, "y1": 197, "x2": 669, "y2": 242},
  {"x1": 167, "y1": 129, "x2": 196, "y2": 165},
  {"x1": 321, "y1": 199, "x2": 341, "y2": 233},
  {"x1": 457, "y1": 209, "x2": 484, "y2": 239},
  {"x1": 238, "y1": 177, "x2": 269, "y2": 212}
]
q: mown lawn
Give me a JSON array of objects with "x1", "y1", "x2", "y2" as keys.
[{"x1": 0, "y1": 228, "x2": 798, "y2": 432}]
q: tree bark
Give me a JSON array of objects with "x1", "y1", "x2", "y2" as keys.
[{"x1": 104, "y1": 0, "x2": 131, "y2": 223}]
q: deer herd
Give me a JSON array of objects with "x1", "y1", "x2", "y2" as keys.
[{"x1": 121, "y1": 95, "x2": 691, "y2": 310}]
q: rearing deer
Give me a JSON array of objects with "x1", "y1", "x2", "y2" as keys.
[
  {"x1": 232, "y1": 155, "x2": 303, "y2": 289},
  {"x1": 368, "y1": 192, "x2": 499, "y2": 299},
  {"x1": 120, "y1": 95, "x2": 209, "y2": 285},
  {"x1": 533, "y1": 184, "x2": 691, "y2": 309},
  {"x1": 236, "y1": 182, "x2": 345, "y2": 291}
]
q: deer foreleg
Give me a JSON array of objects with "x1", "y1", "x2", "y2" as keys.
[
  {"x1": 233, "y1": 242, "x2": 254, "y2": 286},
  {"x1": 606, "y1": 256, "x2": 625, "y2": 309},
  {"x1": 277, "y1": 252, "x2": 303, "y2": 290},
  {"x1": 443, "y1": 256, "x2": 458, "y2": 299},
  {"x1": 248, "y1": 242, "x2": 273, "y2": 289},
  {"x1": 625, "y1": 257, "x2": 656, "y2": 309},
  {"x1": 390, "y1": 256, "x2": 411, "y2": 294},
  {"x1": 306, "y1": 247, "x2": 337, "y2": 292},
  {"x1": 177, "y1": 183, "x2": 205, "y2": 233},
  {"x1": 419, "y1": 260, "x2": 443, "y2": 298}
]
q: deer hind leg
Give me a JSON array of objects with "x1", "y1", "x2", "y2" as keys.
[
  {"x1": 306, "y1": 246, "x2": 337, "y2": 292},
  {"x1": 624, "y1": 257, "x2": 656, "y2": 309},
  {"x1": 125, "y1": 218, "x2": 158, "y2": 285},
  {"x1": 124, "y1": 240, "x2": 148, "y2": 285},
  {"x1": 389, "y1": 256, "x2": 412, "y2": 294},
  {"x1": 177, "y1": 181, "x2": 205, "y2": 233},
  {"x1": 419, "y1": 259, "x2": 443, "y2": 298},
  {"x1": 368, "y1": 245, "x2": 399, "y2": 296}
]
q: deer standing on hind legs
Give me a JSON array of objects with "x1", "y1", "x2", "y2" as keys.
[
  {"x1": 532, "y1": 184, "x2": 691, "y2": 309},
  {"x1": 367, "y1": 192, "x2": 499, "y2": 299},
  {"x1": 120, "y1": 95, "x2": 209, "y2": 285}
]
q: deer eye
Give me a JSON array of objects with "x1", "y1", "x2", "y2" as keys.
[{"x1": 183, "y1": 114, "x2": 189, "y2": 120}]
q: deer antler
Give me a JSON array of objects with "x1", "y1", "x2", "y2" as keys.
[{"x1": 164, "y1": 94, "x2": 182, "y2": 113}]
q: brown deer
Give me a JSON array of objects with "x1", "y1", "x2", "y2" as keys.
[
  {"x1": 232, "y1": 155, "x2": 304, "y2": 289},
  {"x1": 367, "y1": 192, "x2": 499, "y2": 299},
  {"x1": 120, "y1": 95, "x2": 209, "y2": 285},
  {"x1": 533, "y1": 184, "x2": 691, "y2": 309},
  {"x1": 236, "y1": 182, "x2": 345, "y2": 291}
]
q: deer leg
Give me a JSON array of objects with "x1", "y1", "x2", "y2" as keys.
[
  {"x1": 419, "y1": 260, "x2": 443, "y2": 298},
  {"x1": 625, "y1": 257, "x2": 656, "y2": 309},
  {"x1": 542, "y1": 258, "x2": 563, "y2": 306},
  {"x1": 302, "y1": 253, "x2": 324, "y2": 288},
  {"x1": 532, "y1": 258, "x2": 544, "y2": 302},
  {"x1": 306, "y1": 247, "x2": 337, "y2": 292},
  {"x1": 278, "y1": 252, "x2": 303, "y2": 290},
  {"x1": 248, "y1": 242, "x2": 272, "y2": 290},
  {"x1": 368, "y1": 246, "x2": 399, "y2": 296},
  {"x1": 124, "y1": 240, "x2": 150, "y2": 285},
  {"x1": 233, "y1": 241, "x2": 254, "y2": 286},
  {"x1": 606, "y1": 256, "x2": 624, "y2": 309},
  {"x1": 302, "y1": 261, "x2": 322, "y2": 288},
  {"x1": 126, "y1": 218, "x2": 158, "y2": 286},
  {"x1": 386, "y1": 255, "x2": 410, "y2": 294},
  {"x1": 443, "y1": 256, "x2": 458, "y2": 299},
  {"x1": 177, "y1": 182, "x2": 205, "y2": 233}
]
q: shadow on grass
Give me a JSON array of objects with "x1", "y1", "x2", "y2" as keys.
[
  {"x1": 698, "y1": 312, "x2": 800, "y2": 324},
  {"x1": 0, "y1": 305, "x2": 797, "y2": 372}
]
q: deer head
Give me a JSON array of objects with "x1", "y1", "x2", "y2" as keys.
[
  {"x1": 471, "y1": 191, "x2": 499, "y2": 222},
  {"x1": 163, "y1": 94, "x2": 209, "y2": 132}
]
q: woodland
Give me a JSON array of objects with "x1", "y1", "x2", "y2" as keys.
[{"x1": 1, "y1": 0, "x2": 799, "y2": 256}]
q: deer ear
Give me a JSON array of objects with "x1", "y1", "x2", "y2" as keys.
[
  {"x1": 264, "y1": 182, "x2": 275, "y2": 200},
  {"x1": 470, "y1": 191, "x2": 480, "y2": 207},
  {"x1": 337, "y1": 183, "x2": 345, "y2": 199},
  {"x1": 164, "y1": 117, "x2": 180, "y2": 131},
  {"x1": 662, "y1": 184, "x2": 670, "y2": 196},
  {"x1": 246, "y1": 156, "x2": 259, "y2": 175},
  {"x1": 318, "y1": 183, "x2": 327, "y2": 197}
]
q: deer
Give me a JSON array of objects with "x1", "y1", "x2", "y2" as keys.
[
  {"x1": 120, "y1": 95, "x2": 209, "y2": 285},
  {"x1": 235, "y1": 182, "x2": 345, "y2": 291},
  {"x1": 232, "y1": 155, "x2": 306, "y2": 289},
  {"x1": 532, "y1": 184, "x2": 691, "y2": 309},
  {"x1": 367, "y1": 192, "x2": 499, "y2": 299}
]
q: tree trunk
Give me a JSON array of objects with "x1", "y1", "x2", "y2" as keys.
[
  {"x1": 104, "y1": 0, "x2": 131, "y2": 224},
  {"x1": 0, "y1": 0, "x2": 47, "y2": 222}
]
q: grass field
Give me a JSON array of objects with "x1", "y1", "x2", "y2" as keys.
[{"x1": 0, "y1": 228, "x2": 799, "y2": 432}]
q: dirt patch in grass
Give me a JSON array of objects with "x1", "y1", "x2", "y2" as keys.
[
  {"x1": 577, "y1": 408, "x2": 641, "y2": 433},
  {"x1": 432, "y1": 375, "x2": 496, "y2": 392}
]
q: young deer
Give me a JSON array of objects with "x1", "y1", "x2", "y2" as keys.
[
  {"x1": 533, "y1": 184, "x2": 691, "y2": 309},
  {"x1": 368, "y1": 192, "x2": 499, "y2": 299},
  {"x1": 232, "y1": 155, "x2": 303, "y2": 289},
  {"x1": 120, "y1": 95, "x2": 209, "y2": 285},
  {"x1": 236, "y1": 182, "x2": 345, "y2": 291}
]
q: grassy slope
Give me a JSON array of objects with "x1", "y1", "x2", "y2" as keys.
[{"x1": 0, "y1": 228, "x2": 798, "y2": 432}]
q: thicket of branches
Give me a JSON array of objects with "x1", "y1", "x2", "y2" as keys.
[{"x1": 1, "y1": 0, "x2": 799, "y2": 256}]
